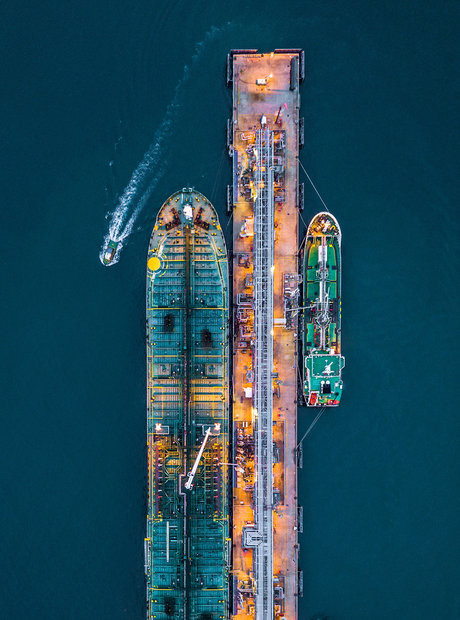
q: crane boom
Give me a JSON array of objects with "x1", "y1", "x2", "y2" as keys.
[{"x1": 184, "y1": 427, "x2": 212, "y2": 490}]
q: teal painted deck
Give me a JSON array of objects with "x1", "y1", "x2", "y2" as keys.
[{"x1": 145, "y1": 189, "x2": 230, "y2": 620}]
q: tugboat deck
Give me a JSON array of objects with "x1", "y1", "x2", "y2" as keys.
[{"x1": 302, "y1": 211, "x2": 344, "y2": 407}]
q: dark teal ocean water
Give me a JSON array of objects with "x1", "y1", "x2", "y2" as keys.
[{"x1": 1, "y1": 2, "x2": 459, "y2": 618}]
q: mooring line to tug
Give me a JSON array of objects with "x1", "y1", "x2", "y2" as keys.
[
  {"x1": 297, "y1": 156, "x2": 329, "y2": 212},
  {"x1": 298, "y1": 207, "x2": 308, "y2": 230},
  {"x1": 297, "y1": 407, "x2": 327, "y2": 448},
  {"x1": 297, "y1": 229, "x2": 307, "y2": 254},
  {"x1": 296, "y1": 357, "x2": 306, "y2": 403}
]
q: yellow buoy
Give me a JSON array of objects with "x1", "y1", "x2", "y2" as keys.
[{"x1": 148, "y1": 256, "x2": 161, "y2": 271}]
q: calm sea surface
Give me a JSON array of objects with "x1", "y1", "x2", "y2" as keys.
[{"x1": 1, "y1": 1, "x2": 459, "y2": 618}]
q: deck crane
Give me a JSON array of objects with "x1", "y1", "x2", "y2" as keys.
[
  {"x1": 275, "y1": 102, "x2": 288, "y2": 126},
  {"x1": 184, "y1": 424, "x2": 220, "y2": 491}
]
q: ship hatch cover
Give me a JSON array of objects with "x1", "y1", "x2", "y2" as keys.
[
  {"x1": 164, "y1": 313, "x2": 174, "y2": 333},
  {"x1": 164, "y1": 596, "x2": 175, "y2": 616},
  {"x1": 201, "y1": 328, "x2": 213, "y2": 348}
]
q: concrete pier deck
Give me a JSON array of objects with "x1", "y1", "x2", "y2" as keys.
[{"x1": 229, "y1": 50, "x2": 302, "y2": 620}]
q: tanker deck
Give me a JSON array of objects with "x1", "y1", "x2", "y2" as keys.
[
  {"x1": 145, "y1": 188, "x2": 230, "y2": 620},
  {"x1": 228, "y1": 50, "x2": 304, "y2": 620}
]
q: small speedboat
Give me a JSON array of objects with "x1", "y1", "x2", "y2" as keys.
[{"x1": 103, "y1": 240, "x2": 119, "y2": 265}]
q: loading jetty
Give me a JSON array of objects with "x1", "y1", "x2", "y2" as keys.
[{"x1": 228, "y1": 49, "x2": 304, "y2": 620}]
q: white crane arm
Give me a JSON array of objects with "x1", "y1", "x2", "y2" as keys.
[{"x1": 184, "y1": 427, "x2": 212, "y2": 490}]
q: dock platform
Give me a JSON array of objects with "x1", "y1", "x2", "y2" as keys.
[{"x1": 229, "y1": 50, "x2": 303, "y2": 620}]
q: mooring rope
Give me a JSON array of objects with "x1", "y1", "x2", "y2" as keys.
[
  {"x1": 297, "y1": 157, "x2": 329, "y2": 212},
  {"x1": 297, "y1": 407, "x2": 327, "y2": 448}
]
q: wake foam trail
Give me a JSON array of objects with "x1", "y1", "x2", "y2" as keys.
[{"x1": 99, "y1": 24, "x2": 229, "y2": 266}]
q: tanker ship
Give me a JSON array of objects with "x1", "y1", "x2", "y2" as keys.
[
  {"x1": 145, "y1": 188, "x2": 230, "y2": 619},
  {"x1": 302, "y1": 212, "x2": 345, "y2": 406}
]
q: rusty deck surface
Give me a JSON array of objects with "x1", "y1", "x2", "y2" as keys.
[{"x1": 230, "y1": 50, "x2": 301, "y2": 620}]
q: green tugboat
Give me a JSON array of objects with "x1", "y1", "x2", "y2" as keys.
[
  {"x1": 145, "y1": 188, "x2": 230, "y2": 619},
  {"x1": 302, "y1": 212, "x2": 345, "y2": 406}
]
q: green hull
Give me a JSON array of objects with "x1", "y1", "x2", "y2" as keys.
[
  {"x1": 145, "y1": 189, "x2": 230, "y2": 619},
  {"x1": 302, "y1": 212, "x2": 345, "y2": 406}
]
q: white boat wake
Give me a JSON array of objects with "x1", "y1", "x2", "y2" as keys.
[{"x1": 100, "y1": 25, "x2": 228, "y2": 266}]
